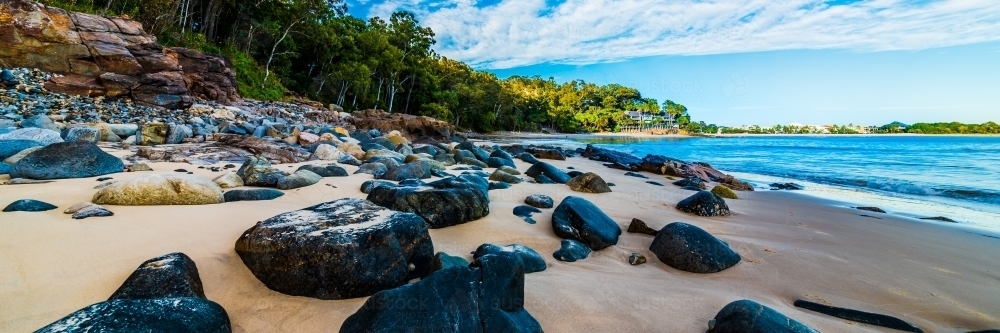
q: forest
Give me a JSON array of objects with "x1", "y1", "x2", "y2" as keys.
[{"x1": 37, "y1": 0, "x2": 692, "y2": 133}]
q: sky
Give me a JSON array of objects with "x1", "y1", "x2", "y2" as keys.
[{"x1": 346, "y1": 0, "x2": 1000, "y2": 126}]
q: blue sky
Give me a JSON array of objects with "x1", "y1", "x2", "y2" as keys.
[{"x1": 347, "y1": 0, "x2": 1000, "y2": 126}]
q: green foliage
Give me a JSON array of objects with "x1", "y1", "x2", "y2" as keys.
[
  {"x1": 221, "y1": 45, "x2": 287, "y2": 101},
  {"x1": 907, "y1": 122, "x2": 1000, "y2": 134}
]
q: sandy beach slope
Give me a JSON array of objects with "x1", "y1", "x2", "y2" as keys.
[{"x1": 1, "y1": 146, "x2": 998, "y2": 332}]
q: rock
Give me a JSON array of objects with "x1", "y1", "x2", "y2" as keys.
[
  {"x1": 461, "y1": 157, "x2": 489, "y2": 168},
  {"x1": 497, "y1": 166, "x2": 520, "y2": 175},
  {"x1": 10, "y1": 142, "x2": 124, "y2": 180},
  {"x1": 338, "y1": 142, "x2": 365, "y2": 159},
  {"x1": 566, "y1": 172, "x2": 612, "y2": 193},
  {"x1": 65, "y1": 126, "x2": 101, "y2": 142},
  {"x1": 457, "y1": 141, "x2": 490, "y2": 161},
  {"x1": 370, "y1": 137, "x2": 395, "y2": 150},
  {"x1": 1, "y1": 69, "x2": 15, "y2": 87},
  {"x1": 127, "y1": 163, "x2": 153, "y2": 172},
  {"x1": 277, "y1": 169, "x2": 322, "y2": 190},
  {"x1": 528, "y1": 148, "x2": 565, "y2": 160},
  {"x1": 711, "y1": 185, "x2": 739, "y2": 199},
  {"x1": 297, "y1": 132, "x2": 320, "y2": 145},
  {"x1": 489, "y1": 181, "x2": 511, "y2": 190},
  {"x1": 673, "y1": 177, "x2": 706, "y2": 189},
  {"x1": 363, "y1": 148, "x2": 405, "y2": 162},
  {"x1": 70, "y1": 204, "x2": 114, "y2": 219},
  {"x1": 517, "y1": 152, "x2": 540, "y2": 164},
  {"x1": 553, "y1": 239, "x2": 591, "y2": 262},
  {"x1": 137, "y1": 122, "x2": 169, "y2": 145},
  {"x1": 313, "y1": 144, "x2": 344, "y2": 160},
  {"x1": 108, "y1": 124, "x2": 139, "y2": 137},
  {"x1": 676, "y1": 191, "x2": 731, "y2": 217},
  {"x1": 489, "y1": 169, "x2": 522, "y2": 184},
  {"x1": 223, "y1": 189, "x2": 285, "y2": 202},
  {"x1": 433, "y1": 153, "x2": 457, "y2": 166},
  {"x1": 473, "y1": 244, "x2": 546, "y2": 273},
  {"x1": 0, "y1": 128, "x2": 64, "y2": 145},
  {"x1": 552, "y1": 196, "x2": 621, "y2": 250},
  {"x1": 431, "y1": 252, "x2": 469, "y2": 273},
  {"x1": 214, "y1": 134, "x2": 308, "y2": 163},
  {"x1": 856, "y1": 206, "x2": 887, "y2": 213},
  {"x1": 490, "y1": 149, "x2": 514, "y2": 162},
  {"x1": 566, "y1": 171, "x2": 584, "y2": 178},
  {"x1": 381, "y1": 162, "x2": 431, "y2": 181},
  {"x1": 367, "y1": 175, "x2": 490, "y2": 229},
  {"x1": 20, "y1": 115, "x2": 59, "y2": 131},
  {"x1": 345, "y1": 110, "x2": 454, "y2": 142},
  {"x1": 453, "y1": 149, "x2": 476, "y2": 162},
  {"x1": 0, "y1": 140, "x2": 45, "y2": 160},
  {"x1": 367, "y1": 129, "x2": 382, "y2": 137},
  {"x1": 93, "y1": 174, "x2": 224, "y2": 205},
  {"x1": 36, "y1": 297, "x2": 231, "y2": 333},
  {"x1": 235, "y1": 198, "x2": 434, "y2": 299},
  {"x1": 524, "y1": 194, "x2": 554, "y2": 209},
  {"x1": 486, "y1": 157, "x2": 516, "y2": 168},
  {"x1": 513, "y1": 205, "x2": 542, "y2": 224},
  {"x1": 236, "y1": 156, "x2": 285, "y2": 187},
  {"x1": 2, "y1": 146, "x2": 42, "y2": 165},
  {"x1": 360, "y1": 180, "x2": 396, "y2": 194},
  {"x1": 298, "y1": 164, "x2": 348, "y2": 177},
  {"x1": 770, "y1": 182, "x2": 804, "y2": 190},
  {"x1": 624, "y1": 171, "x2": 648, "y2": 178},
  {"x1": 166, "y1": 124, "x2": 193, "y2": 144},
  {"x1": 355, "y1": 162, "x2": 388, "y2": 178},
  {"x1": 628, "y1": 253, "x2": 647, "y2": 265},
  {"x1": 212, "y1": 172, "x2": 244, "y2": 188},
  {"x1": 109, "y1": 253, "x2": 205, "y2": 300},
  {"x1": 627, "y1": 218, "x2": 658, "y2": 236},
  {"x1": 708, "y1": 300, "x2": 818, "y2": 333},
  {"x1": 337, "y1": 154, "x2": 362, "y2": 166},
  {"x1": 646, "y1": 181, "x2": 664, "y2": 186},
  {"x1": 3, "y1": 199, "x2": 57, "y2": 212},
  {"x1": 793, "y1": 299, "x2": 924, "y2": 332},
  {"x1": 920, "y1": 216, "x2": 956, "y2": 222},
  {"x1": 384, "y1": 130, "x2": 409, "y2": 146},
  {"x1": 0, "y1": 163, "x2": 9, "y2": 174},
  {"x1": 650, "y1": 222, "x2": 740, "y2": 273},
  {"x1": 3, "y1": 178, "x2": 54, "y2": 185},
  {"x1": 525, "y1": 162, "x2": 571, "y2": 184},
  {"x1": 719, "y1": 176, "x2": 754, "y2": 191},
  {"x1": 340, "y1": 252, "x2": 541, "y2": 333}
]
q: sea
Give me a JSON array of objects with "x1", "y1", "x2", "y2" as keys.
[{"x1": 521, "y1": 135, "x2": 1000, "y2": 230}]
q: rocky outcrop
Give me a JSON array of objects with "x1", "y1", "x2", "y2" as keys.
[
  {"x1": 346, "y1": 109, "x2": 453, "y2": 141},
  {"x1": 0, "y1": 0, "x2": 237, "y2": 108}
]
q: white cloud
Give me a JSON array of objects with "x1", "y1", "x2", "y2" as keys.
[{"x1": 364, "y1": 0, "x2": 1000, "y2": 69}]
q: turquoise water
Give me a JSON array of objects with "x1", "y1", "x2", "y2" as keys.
[{"x1": 529, "y1": 135, "x2": 1000, "y2": 228}]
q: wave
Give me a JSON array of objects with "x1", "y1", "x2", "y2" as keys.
[{"x1": 746, "y1": 172, "x2": 1000, "y2": 205}]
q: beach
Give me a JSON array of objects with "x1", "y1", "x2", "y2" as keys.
[{"x1": 2, "y1": 144, "x2": 999, "y2": 332}]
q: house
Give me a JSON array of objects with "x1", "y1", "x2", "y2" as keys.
[{"x1": 623, "y1": 110, "x2": 677, "y2": 126}]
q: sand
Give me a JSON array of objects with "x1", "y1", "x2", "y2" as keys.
[{"x1": 2, "y1": 145, "x2": 999, "y2": 332}]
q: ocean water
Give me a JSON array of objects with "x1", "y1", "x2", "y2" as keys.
[{"x1": 525, "y1": 135, "x2": 1000, "y2": 229}]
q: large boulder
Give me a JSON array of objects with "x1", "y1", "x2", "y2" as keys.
[
  {"x1": 64, "y1": 126, "x2": 101, "y2": 142},
  {"x1": 524, "y1": 162, "x2": 571, "y2": 184},
  {"x1": 551, "y1": 196, "x2": 621, "y2": 250},
  {"x1": 340, "y1": 252, "x2": 542, "y2": 333},
  {"x1": 109, "y1": 253, "x2": 205, "y2": 300},
  {"x1": 457, "y1": 141, "x2": 490, "y2": 161},
  {"x1": 676, "y1": 191, "x2": 731, "y2": 217},
  {"x1": 368, "y1": 175, "x2": 490, "y2": 229},
  {"x1": 355, "y1": 162, "x2": 388, "y2": 178},
  {"x1": 93, "y1": 174, "x2": 224, "y2": 205},
  {"x1": 20, "y1": 115, "x2": 59, "y2": 131},
  {"x1": 650, "y1": 222, "x2": 741, "y2": 273},
  {"x1": 0, "y1": 128, "x2": 64, "y2": 145},
  {"x1": 10, "y1": 142, "x2": 124, "y2": 180},
  {"x1": 380, "y1": 162, "x2": 431, "y2": 181},
  {"x1": 235, "y1": 198, "x2": 434, "y2": 300},
  {"x1": 708, "y1": 300, "x2": 818, "y2": 333},
  {"x1": 473, "y1": 244, "x2": 547, "y2": 273},
  {"x1": 236, "y1": 156, "x2": 285, "y2": 187},
  {"x1": 3, "y1": 146, "x2": 42, "y2": 165},
  {"x1": 566, "y1": 172, "x2": 612, "y2": 193}
]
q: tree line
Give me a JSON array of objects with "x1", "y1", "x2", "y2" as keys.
[
  {"x1": 714, "y1": 122, "x2": 1000, "y2": 135},
  {"x1": 38, "y1": 0, "x2": 691, "y2": 133}
]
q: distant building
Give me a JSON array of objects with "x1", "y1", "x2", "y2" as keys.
[{"x1": 623, "y1": 110, "x2": 676, "y2": 126}]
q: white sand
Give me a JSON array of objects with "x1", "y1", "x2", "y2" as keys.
[{"x1": 2, "y1": 146, "x2": 999, "y2": 332}]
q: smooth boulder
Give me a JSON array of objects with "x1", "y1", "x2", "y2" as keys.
[
  {"x1": 93, "y1": 174, "x2": 224, "y2": 205},
  {"x1": 3, "y1": 199, "x2": 57, "y2": 212},
  {"x1": 553, "y1": 239, "x2": 591, "y2": 262},
  {"x1": 235, "y1": 198, "x2": 434, "y2": 300},
  {"x1": 524, "y1": 194, "x2": 554, "y2": 209},
  {"x1": 473, "y1": 244, "x2": 547, "y2": 273},
  {"x1": 298, "y1": 164, "x2": 348, "y2": 177},
  {"x1": 109, "y1": 253, "x2": 205, "y2": 300},
  {"x1": 551, "y1": 196, "x2": 621, "y2": 250},
  {"x1": 708, "y1": 300, "x2": 818, "y2": 333},
  {"x1": 525, "y1": 162, "x2": 571, "y2": 184},
  {"x1": 367, "y1": 175, "x2": 490, "y2": 229},
  {"x1": 276, "y1": 169, "x2": 322, "y2": 190},
  {"x1": 0, "y1": 128, "x2": 63, "y2": 145},
  {"x1": 676, "y1": 191, "x2": 731, "y2": 217},
  {"x1": 10, "y1": 142, "x2": 124, "y2": 180},
  {"x1": 566, "y1": 172, "x2": 612, "y2": 193},
  {"x1": 0, "y1": 140, "x2": 45, "y2": 160},
  {"x1": 224, "y1": 189, "x2": 285, "y2": 202},
  {"x1": 649, "y1": 222, "x2": 741, "y2": 273},
  {"x1": 236, "y1": 156, "x2": 285, "y2": 187}
]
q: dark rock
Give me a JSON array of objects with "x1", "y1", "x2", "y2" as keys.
[
  {"x1": 673, "y1": 177, "x2": 706, "y2": 189},
  {"x1": 486, "y1": 157, "x2": 516, "y2": 168},
  {"x1": 770, "y1": 182, "x2": 805, "y2": 190},
  {"x1": 368, "y1": 129, "x2": 382, "y2": 137},
  {"x1": 109, "y1": 253, "x2": 205, "y2": 300},
  {"x1": 3, "y1": 199, "x2": 57, "y2": 212},
  {"x1": 235, "y1": 156, "x2": 284, "y2": 187},
  {"x1": 277, "y1": 170, "x2": 322, "y2": 190},
  {"x1": 355, "y1": 162, "x2": 388, "y2": 178},
  {"x1": 0, "y1": 139, "x2": 44, "y2": 160},
  {"x1": 0, "y1": 69, "x2": 16, "y2": 87},
  {"x1": 235, "y1": 198, "x2": 434, "y2": 300},
  {"x1": 646, "y1": 181, "x2": 664, "y2": 186},
  {"x1": 453, "y1": 149, "x2": 476, "y2": 162},
  {"x1": 566, "y1": 172, "x2": 612, "y2": 193},
  {"x1": 489, "y1": 181, "x2": 511, "y2": 190},
  {"x1": 10, "y1": 142, "x2": 124, "y2": 180},
  {"x1": 627, "y1": 218, "x2": 658, "y2": 236},
  {"x1": 36, "y1": 298, "x2": 231, "y2": 333},
  {"x1": 457, "y1": 141, "x2": 490, "y2": 161},
  {"x1": 360, "y1": 180, "x2": 396, "y2": 194},
  {"x1": 367, "y1": 175, "x2": 490, "y2": 229},
  {"x1": 366, "y1": 155, "x2": 402, "y2": 169},
  {"x1": 650, "y1": 222, "x2": 740, "y2": 273},
  {"x1": 462, "y1": 170, "x2": 491, "y2": 178},
  {"x1": 708, "y1": 300, "x2": 818, "y2": 333},
  {"x1": 473, "y1": 243, "x2": 546, "y2": 273},
  {"x1": 624, "y1": 171, "x2": 648, "y2": 179},
  {"x1": 920, "y1": 216, "x2": 957, "y2": 222},
  {"x1": 461, "y1": 157, "x2": 489, "y2": 168},
  {"x1": 72, "y1": 206, "x2": 114, "y2": 219},
  {"x1": 97, "y1": 177, "x2": 113, "y2": 181},
  {"x1": 431, "y1": 252, "x2": 470, "y2": 273},
  {"x1": 473, "y1": 253, "x2": 543, "y2": 333},
  {"x1": 628, "y1": 253, "x2": 647, "y2": 265},
  {"x1": 433, "y1": 153, "x2": 456, "y2": 166},
  {"x1": 338, "y1": 154, "x2": 362, "y2": 166},
  {"x1": 381, "y1": 163, "x2": 431, "y2": 181},
  {"x1": 676, "y1": 191, "x2": 731, "y2": 217},
  {"x1": 361, "y1": 143, "x2": 387, "y2": 152},
  {"x1": 298, "y1": 164, "x2": 348, "y2": 177},
  {"x1": 793, "y1": 299, "x2": 923, "y2": 332},
  {"x1": 513, "y1": 205, "x2": 542, "y2": 224},
  {"x1": 552, "y1": 196, "x2": 621, "y2": 250},
  {"x1": 517, "y1": 152, "x2": 540, "y2": 164},
  {"x1": 553, "y1": 239, "x2": 591, "y2": 262},
  {"x1": 398, "y1": 178, "x2": 426, "y2": 187},
  {"x1": 490, "y1": 149, "x2": 514, "y2": 161},
  {"x1": 524, "y1": 194, "x2": 554, "y2": 209},
  {"x1": 681, "y1": 185, "x2": 703, "y2": 191},
  {"x1": 581, "y1": 144, "x2": 642, "y2": 170},
  {"x1": 719, "y1": 175, "x2": 754, "y2": 191},
  {"x1": 20, "y1": 115, "x2": 59, "y2": 131},
  {"x1": 413, "y1": 145, "x2": 439, "y2": 156},
  {"x1": 525, "y1": 162, "x2": 571, "y2": 184},
  {"x1": 566, "y1": 170, "x2": 584, "y2": 178},
  {"x1": 0, "y1": 163, "x2": 10, "y2": 175},
  {"x1": 175, "y1": 169, "x2": 189, "y2": 172},
  {"x1": 527, "y1": 148, "x2": 565, "y2": 160},
  {"x1": 856, "y1": 206, "x2": 887, "y2": 213},
  {"x1": 489, "y1": 169, "x2": 522, "y2": 184},
  {"x1": 224, "y1": 189, "x2": 285, "y2": 202},
  {"x1": 534, "y1": 175, "x2": 555, "y2": 184},
  {"x1": 371, "y1": 137, "x2": 395, "y2": 150}
]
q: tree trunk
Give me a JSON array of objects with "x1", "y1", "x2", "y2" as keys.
[
  {"x1": 404, "y1": 75, "x2": 415, "y2": 115},
  {"x1": 263, "y1": 20, "x2": 298, "y2": 89}
]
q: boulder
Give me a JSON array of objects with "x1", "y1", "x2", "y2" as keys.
[
  {"x1": 517, "y1": 152, "x2": 540, "y2": 165},
  {"x1": 433, "y1": 153, "x2": 457, "y2": 166},
  {"x1": 460, "y1": 157, "x2": 489, "y2": 168},
  {"x1": 381, "y1": 162, "x2": 431, "y2": 181},
  {"x1": 236, "y1": 156, "x2": 285, "y2": 187},
  {"x1": 490, "y1": 149, "x2": 514, "y2": 162},
  {"x1": 431, "y1": 252, "x2": 470, "y2": 273},
  {"x1": 553, "y1": 239, "x2": 591, "y2": 262},
  {"x1": 276, "y1": 170, "x2": 322, "y2": 190},
  {"x1": 363, "y1": 149, "x2": 405, "y2": 162},
  {"x1": 489, "y1": 181, "x2": 511, "y2": 190},
  {"x1": 64, "y1": 202, "x2": 114, "y2": 219},
  {"x1": 524, "y1": 194, "x2": 554, "y2": 209},
  {"x1": 0, "y1": 128, "x2": 64, "y2": 145},
  {"x1": 676, "y1": 191, "x2": 731, "y2": 217},
  {"x1": 93, "y1": 174, "x2": 224, "y2": 205},
  {"x1": 223, "y1": 189, "x2": 285, "y2": 202},
  {"x1": 457, "y1": 141, "x2": 490, "y2": 161},
  {"x1": 10, "y1": 142, "x2": 124, "y2": 180},
  {"x1": 345, "y1": 109, "x2": 454, "y2": 142},
  {"x1": 166, "y1": 124, "x2": 193, "y2": 144},
  {"x1": 36, "y1": 298, "x2": 231, "y2": 333},
  {"x1": 371, "y1": 137, "x2": 396, "y2": 150},
  {"x1": 473, "y1": 244, "x2": 546, "y2": 273},
  {"x1": 127, "y1": 163, "x2": 153, "y2": 172},
  {"x1": 497, "y1": 166, "x2": 520, "y2": 175},
  {"x1": 355, "y1": 162, "x2": 388, "y2": 178},
  {"x1": 551, "y1": 196, "x2": 621, "y2": 250},
  {"x1": 718, "y1": 176, "x2": 754, "y2": 191},
  {"x1": 136, "y1": 122, "x2": 169, "y2": 146},
  {"x1": 3, "y1": 199, "x2": 58, "y2": 212},
  {"x1": 368, "y1": 175, "x2": 490, "y2": 229},
  {"x1": 627, "y1": 218, "x2": 658, "y2": 236},
  {"x1": 385, "y1": 130, "x2": 409, "y2": 146},
  {"x1": 650, "y1": 222, "x2": 741, "y2": 273},
  {"x1": 235, "y1": 198, "x2": 434, "y2": 299},
  {"x1": 708, "y1": 300, "x2": 818, "y2": 333},
  {"x1": 453, "y1": 149, "x2": 476, "y2": 162},
  {"x1": 566, "y1": 172, "x2": 612, "y2": 193},
  {"x1": 338, "y1": 154, "x2": 362, "y2": 166},
  {"x1": 2, "y1": 146, "x2": 42, "y2": 165},
  {"x1": 0, "y1": 140, "x2": 45, "y2": 161},
  {"x1": 20, "y1": 115, "x2": 59, "y2": 131},
  {"x1": 109, "y1": 253, "x2": 205, "y2": 300},
  {"x1": 360, "y1": 180, "x2": 396, "y2": 194},
  {"x1": 527, "y1": 148, "x2": 565, "y2": 161},
  {"x1": 212, "y1": 172, "x2": 244, "y2": 189},
  {"x1": 314, "y1": 144, "x2": 345, "y2": 160},
  {"x1": 525, "y1": 162, "x2": 571, "y2": 184},
  {"x1": 711, "y1": 185, "x2": 739, "y2": 199},
  {"x1": 65, "y1": 126, "x2": 101, "y2": 142},
  {"x1": 298, "y1": 164, "x2": 348, "y2": 177},
  {"x1": 489, "y1": 169, "x2": 522, "y2": 184},
  {"x1": 486, "y1": 157, "x2": 516, "y2": 168},
  {"x1": 672, "y1": 177, "x2": 706, "y2": 189}
]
